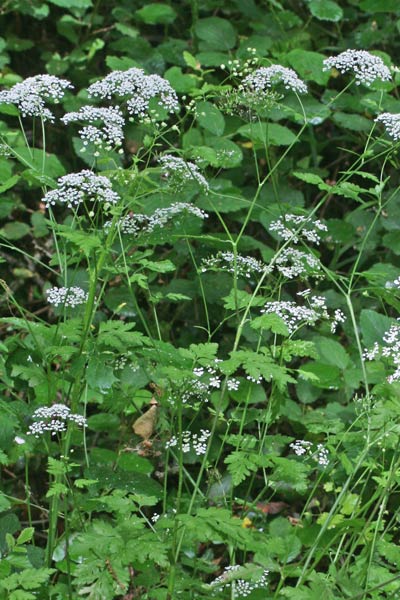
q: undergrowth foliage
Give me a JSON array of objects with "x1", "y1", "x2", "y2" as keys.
[{"x1": 1, "y1": 1, "x2": 400, "y2": 599}]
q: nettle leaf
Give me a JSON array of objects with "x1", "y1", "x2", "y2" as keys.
[
  {"x1": 308, "y1": 0, "x2": 343, "y2": 22},
  {"x1": 195, "y1": 17, "x2": 237, "y2": 51},
  {"x1": 196, "y1": 101, "x2": 225, "y2": 136},
  {"x1": 136, "y1": 3, "x2": 177, "y2": 25}
]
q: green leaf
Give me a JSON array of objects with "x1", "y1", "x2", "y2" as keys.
[
  {"x1": 360, "y1": 309, "x2": 394, "y2": 346},
  {"x1": 87, "y1": 413, "x2": 120, "y2": 432},
  {"x1": 86, "y1": 357, "x2": 118, "y2": 391},
  {"x1": 287, "y1": 49, "x2": 330, "y2": 85},
  {"x1": 0, "y1": 174, "x2": 19, "y2": 193},
  {"x1": 195, "y1": 17, "x2": 237, "y2": 51},
  {"x1": 308, "y1": 0, "x2": 343, "y2": 21},
  {"x1": 360, "y1": 0, "x2": 400, "y2": 11},
  {"x1": 48, "y1": 0, "x2": 91, "y2": 7},
  {"x1": 332, "y1": 112, "x2": 372, "y2": 132},
  {"x1": 0, "y1": 222, "x2": 30, "y2": 240},
  {"x1": 164, "y1": 66, "x2": 199, "y2": 93},
  {"x1": 16, "y1": 528, "x2": 34, "y2": 546},
  {"x1": 136, "y1": 3, "x2": 177, "y2": 25},
  {"x1": 238, "y1": 122, "x2": 297, "y2": 146},
  {"x1": 196, "y1": 101, "x2": 225, "y2": 136},
  {"x1": 313, "y1": 337, "x2": 350, "y2": 369}
]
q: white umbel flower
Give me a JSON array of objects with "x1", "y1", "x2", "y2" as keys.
[
  {"x1": 61, "y1": 106, "x2": 124, "y2": 149},
  {"x1": 242, "y1": 65, "x2": 308, "y2": 94},
  {"x1": 87, "y1": 67, "x2": 179, "y2": 120},
  {"x1": 375, "y1": 113, "x2": 400, "y2": 141},
  {"x1": 323, "y1": 50, "x2": 391, "y2": 86},
  {"x1": 43, "y1": 170, "x2": 120, "y2": 208},
  {"x1": 0, "y1": 74, "x2": 73, "y2": 121},
  {"x1": 159, "y1": 155, "x2": 209, "y2": 191},
  {"x1": 27, "y1": 404, "x2": 87, "y2": 437},
  {"x1": 46, "y1": 286, "x2": 88, "y2": 308}
]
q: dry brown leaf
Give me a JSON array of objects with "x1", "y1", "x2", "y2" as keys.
[{"x1": 132, "y1": 398, "x2": 158, "y2": 440}]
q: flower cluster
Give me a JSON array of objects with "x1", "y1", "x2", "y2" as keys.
[
  {"x1": 46, "y1": 286, "x2": 88, "y2": 308},
  {"x1": 261, "y1": 294, "x2": 345, "y2": 335},
  {"x1": 0, "y1": 74, "x2": 73, "y2": 121},
  {"x1": 27, "y1": 404, "x2": 87, "y2": 438},
  {"x1": 61, "y1": 106, "x2": 124, "y2": 150},
  {"x1": 112, "y1": 203, "x2": 208, "y2": 236},
  {"x1": 158, "y1": 155, "x2": 209, "y2": 191},
  {"x1": 87, "y1": 67, "x2": 179, "y2": 120},
  {"x1": 375, "y1": 113, "x2": 400, "y2": 141},
  {"x1": 290, "y1": 440, "x2": 329, "y2": 467},
  {"x1": 323, "y1": 50, "x2": 391, "y2": 86},
  {"x1": 165, "y1": 429, "x2": 211, "y2": 455},
  {"x1": 363, "y1": 321, "x2": 400, "y2": 383},
  {"x1": 200, "y1": 252, "x2": 267, "y2": 279},
  {"x1": 43, "y1": 170, "x2": 120, "y2": 208},
  {"x1": 269, "y1": 214, "x2": 327, "y2": 245},
  {"x1": 210, "y1": 565, "x2": 269, "y2": 598},
  {"x1": 167, "y1": 361, "x2": 240, "y2": 406},
  {"x1": 275, "y1": 247, "x2": 322, "y2": 279},
  {"x1": 242, "y1": 65, "x2": 307, "y2": 94}
]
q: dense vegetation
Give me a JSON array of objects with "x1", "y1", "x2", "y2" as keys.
[{"x1": 1, "y1": 1, "x2": 400, "y2": 598}]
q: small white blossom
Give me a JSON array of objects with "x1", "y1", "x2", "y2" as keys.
[
  {"x1": 110, "y1": 203, "x2": 208, "y2": 236},
  {"x1": 43, "y1": 170, "x2": 120, "y2": 208},
  {"x1": 275, "y1": 248, "x2": 321, "y2": 279},
  {"x1": 210, "y1": 565, "x2": 269, "y2": 597},
  {"x1": 61, "y1": 106, "x2": 124, "y2": 149},
  {"x1": 27, "y1": 404, "x2": 87, "y2": 438},
  {"x1": 375, "y1": 113, "x2": 400, "y2": 141},
  {"x1": 0, "y1": 74, "x2": 73, "y2": 121},
  {"x1": 364, "y1": 321, "x2": 400, "y2": 383},
  {"x1": 165, "y1": 429, "x2": 211, "y2": 455},
  {"x1": 87, "y1": 67, "x2": 179, "y2": 120},
  {"x1": 261, "y1": 295, "x2": 336, "y2": 334},
  {"x1": 290, "y1": 440, "x2": 329, "y2": 467},
  {"x1": 200, "y1": 252, "x2": 267, "y2": 279},
  {"x1": 159, "y1": 155, "x2": 209, "y2": 191},
  {"x1": 46, "y1": 286, "x2": 88, "y2": 308},
  {"x1": 269, "y1": 214, "x2": 327, "y2": 245},
  {"x1": 323, "y1": 50, "x2": 391, "y2": 86},
  {"x1": 242, "y1": 65, "x2": 307, "y2": 94}
]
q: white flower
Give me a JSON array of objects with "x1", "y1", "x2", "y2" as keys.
[
  {"x1": 210, "y1": 565, "x2": 269, "y2": 597},
  {"x1": 0, "y1": 74, "x2": 73, "y2": 121},
  {"x1": 364, "y1": 321, "x2": 400, "y2": 383},
  {"x1": 269, "y1": 214, "x2": 327, "y2": 245},
  {"x1": 165, "y1": 429, "x2": 211, "y2": 455},
  {"x1": 261, "y1": 295, "x2": 337, "y2": 334},
  {"x1": 43, "y1": 170, "x2": 120, "y2": 208},
  {"x1": 61, "y1": 106, "x2": 124, "y2": 149},
  {"x1": 158, "y1": 155, "x2": 209, "y2": 191},
  {"x1": 27, "y1": 404, "x2": 87, "y2": 438},
  {"x1": 323, "y1": 50, "x2": 391, "y2": 86},
  {"x1": 242, "y1": 65, "x2": 307, "y2": 94},
  {"x1": 200, "y1": 252, "x2": 267, "y2": 279},
  {"x1": 375, "y1": 113, "x2": 400, "y2": 141},
  {"x1": 109, "y1": 202, "x2": 208, "y2": 235},
  {"x1": 87, "y1": 67, "x2": 179, "y2": 120},
  {"x1": 46, "y1": 286, "x2": 88, "y2": 308},
  {"x1": 275, "y1": 248, "x2": 321, "y2": 279},
  {"x1": 290, "y1": 440, "x2": 329, "y2": 467}
]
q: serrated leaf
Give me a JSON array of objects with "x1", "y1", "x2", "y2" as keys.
[{"x1": 238, "y1": 122, "x2": 297, "y2": 146}]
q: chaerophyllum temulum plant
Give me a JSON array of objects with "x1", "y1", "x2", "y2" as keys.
[{"x1": 2, "y1": 43, "x2": 400, "y2": 600}]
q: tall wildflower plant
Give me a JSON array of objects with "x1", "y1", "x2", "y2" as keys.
[{"x1": 0, "y1": 24, "x2": 400, "y2": 600}]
